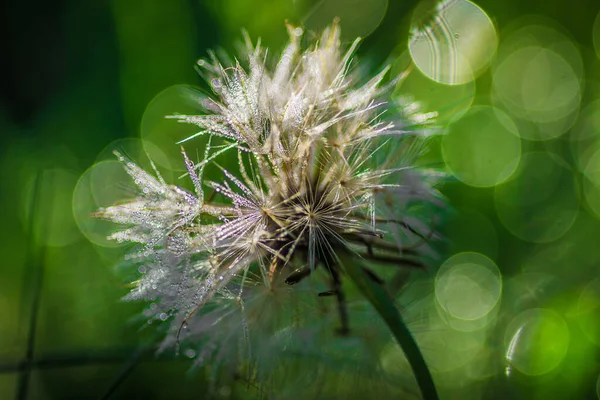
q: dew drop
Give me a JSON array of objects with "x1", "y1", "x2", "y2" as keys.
[{"x1": 185, "y1": 349, "x2": 196, "y2": 358}]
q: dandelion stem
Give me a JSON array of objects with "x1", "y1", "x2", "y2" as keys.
[{"x1": 338, "y1": 251, "x2": 439, "y2": 400}]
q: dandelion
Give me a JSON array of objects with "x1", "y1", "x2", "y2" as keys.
[{"x1": 96, "y1": 20, "x2": 444, "y2": 399}]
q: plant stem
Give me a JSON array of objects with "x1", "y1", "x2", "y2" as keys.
[{"x1": 338, "y1": 251, "x2": 439, "y2": 400}]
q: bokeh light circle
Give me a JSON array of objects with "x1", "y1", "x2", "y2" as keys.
[
  {"x1": 495, "y1": 22, "x2": 583, "y2": 80},
  {"x1": 382, "y1": 303, "x2": 486, "y2": 375},
  {"x1": 577, "y1": 277, "x2": 600, "y2": 347},
  {"x1": 521, "y1": 49, "x2": 579, "y2": 121},
  {"x1": 304, "y1": 0, "x2": 388, "y2": 40},
  {"x1": 393, "y1": 57, "x2": 475, "y2": 125},
  {"x1": 493, "y1": 47, "x2": 580, "y2": 128},
  {"x1": 442, "y1": 106, "x2": 521, "y2": 187},
  {"x1": 435, "y1": 252, "x2": 502, "y2": 321},
  {"x1": 491, "y1": 21, "x2": 583, "y2": 141},
  {"x1": 494, "y1": 152, "x2": 579, "y2": 243},
  {"x1": 408, "y1": 0, "x2": 497, "y2": 85},
  {"x1": 434, "y1": 297, "x2": 498, "y2": 332},
  {"x1": 96, "y1": 138, "x2": 172, "y2": 173},
  {"x1": 141, "y1": 84, "x2": 211, "y2": 171},
  {"x1": 505, "y1": 308, "x2": 569, "y2": 376},
  {"x1": 418, "y1": 326, "x2": 485, "y2": 372},
  {"x1": 73, "y1": 161, "x2": 136, "y2": 248}
]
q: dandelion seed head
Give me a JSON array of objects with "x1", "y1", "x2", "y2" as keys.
[{"x1": 96, "y1": 20, "x2": 444, "y2": 394}]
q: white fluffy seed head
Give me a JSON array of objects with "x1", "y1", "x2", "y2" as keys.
[{"x1": 96, "y1": 20, "x2": 444, "y2": 395}]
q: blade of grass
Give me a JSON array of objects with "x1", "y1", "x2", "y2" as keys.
[
  {"x1": 338, "y1": 250, "x2": 439, "y2": 400},
  {"x1": 16, "y1": 171, "x2": 46, "y2": 400},
  {"x1": 97, "y1": 342, "x2": 155, "y2": 400},
  {"x1": 0, "y1": 347, "x2": 182, "y2": 374}
]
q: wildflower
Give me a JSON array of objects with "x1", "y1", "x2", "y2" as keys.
[{"x1": 96, "y1": 20, "x2": 443, "y2": 396}]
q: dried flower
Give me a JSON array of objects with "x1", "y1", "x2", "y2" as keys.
[{"x1": 96, "y1": 20, "x2": 443, "y2": 396}]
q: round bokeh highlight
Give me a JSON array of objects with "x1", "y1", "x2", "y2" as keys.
[
  {"x1": 491, "y1": 20, "x2": 583, "y2": 141},
  {"x1": 435, "y1": 252, "x2": 502, "y2": 321},
  {"x1": 304, "y1": 0, "x2": 388, "y2": 40},
  {"x1": 442, "y1": 106, "x2": 521, "y2": 188},
  {"x1": 505, "y1": 308, "x2": 569, "y2": 376},
  {"x1": 409, "y1": 0, "x2": 497, "y2": 85}
]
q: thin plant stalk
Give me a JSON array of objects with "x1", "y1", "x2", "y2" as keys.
[{"x1": 339, "y1": 251, "x2": 439, "y2": 400}]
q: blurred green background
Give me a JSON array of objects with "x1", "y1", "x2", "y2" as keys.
[{"x1": 3, "y1": 0, "x2": 600, "y2": 398}]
